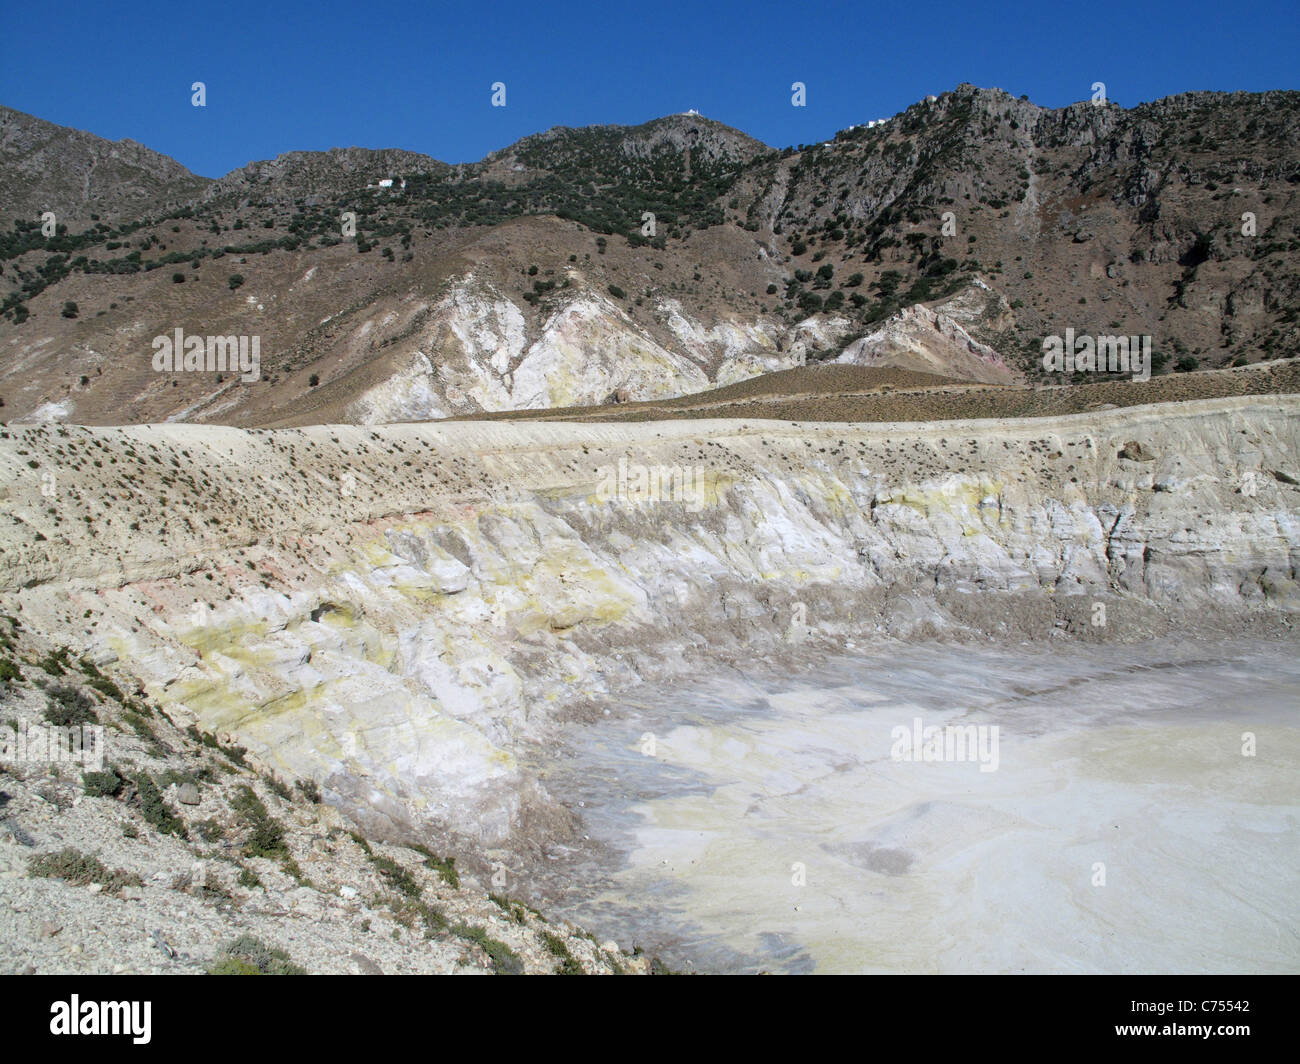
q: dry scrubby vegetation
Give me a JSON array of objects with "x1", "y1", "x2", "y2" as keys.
[
  {"x1": 0, "y1": 421, "x2": 479, "y2": 566},
  {"x1": 3, "y1": 88, "x2": 1298, "y2": 385},
  {"x1": 0, "y1": 615, "x2": 663, "y2": 974}
]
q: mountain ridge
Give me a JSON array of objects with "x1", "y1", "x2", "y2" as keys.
[{"x1": 2, "y1": 84, "x2": 1297, "y2": 427}]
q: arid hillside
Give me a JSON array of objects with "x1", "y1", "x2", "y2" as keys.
[{"x1": 1, "y1": 87, "x2": 1297, "y2": 427}]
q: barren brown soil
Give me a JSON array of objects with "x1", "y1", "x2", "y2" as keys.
[{"x1": 452, "y1": 358, "x2": 1300, "y2": 425}]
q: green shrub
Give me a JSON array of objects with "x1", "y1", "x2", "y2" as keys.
[
  {"x1": 208, "y1": 934, "x2": 306, "y2": 975},
  {"x1": 38, "y1": 647, "x2": 72, "y2": 676},
  {"x1": 489, "y1": 893, "x2": 529, "y2": 924},
  {"x1": 84, "y1": 673, "x2": 125, "y2": 703},
  {"x1": 541, "y1": 931, "x2": 584, "y2": 975},
  {"x1": 194, "y1": 869, "x2": 233, "y2": 901},
  {"x1": 391, "y1": 895, "x2": 447, "y2": 937},
  {"x1": 188, "y1": 727, "x2": 248, "y2": 766},
  {"x1": 28, "y1": 847, "x2": 141, "y2": 891},
  {"x1": 160, "y1": 767, "x2": 207, "y2": 788},
  {"x1": 453, "y1": 924, "x2": 523, "y2": 975},
  {"x1": 44, "y1": 685, "x2": 97, "y2": 726},
  {"x1": 135, "y1": 773, "x2": 187, "y2": 838},
  {"x1": 122, "y1": 710, "x2": 162, "y2": 751},
  {"x1": 82, "y1": 767, "x2": 124, "y2": 798},
  {"x1": 408, "y1": 843, "x2": 458, "y2": 888},
  {"x1": 194, "y1": 818, "x2": 224, "y2": 842},
  {"x1": 370, "y1": 854, "x2": 420, "y2": 898},
  {"x1": 231, "y1": 786, "x2": 287, "y2": 859},
  {"x1": 263, "y1": 774, "x2": 292, "y2": 801},
  {"x1": 207, "y1": 957, "x2": 263, "y2": 975}
]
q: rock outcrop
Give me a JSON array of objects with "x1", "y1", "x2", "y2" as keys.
[
  {"x1": 835, "y1": 301, "x2": 1020, "y2": 384},
  {"x1": 1, "y1": 397, "x2": 1297, "y2": 852}
]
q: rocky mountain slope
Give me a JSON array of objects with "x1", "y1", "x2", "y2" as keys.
[
  {"x1": 0, "y1": 106, "x2": 209, "y2": 226},
  {"x1": 1, "y1": 87, "x2": 1296, "y2": 426},
  {"x1": 0, "y1": 641, "x2": 653, "y2": 974},
  {"x1": 739, "y1": 85, "x2": 1300, "y2": 374}
]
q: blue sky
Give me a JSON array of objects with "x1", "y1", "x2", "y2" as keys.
[{"x1": 2, "y1": 0, "x2": 1296, "y2": 178}]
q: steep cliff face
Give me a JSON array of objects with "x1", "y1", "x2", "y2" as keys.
[{"x1": 2, "y1": 397, "x2": 1297, "y2": 852}]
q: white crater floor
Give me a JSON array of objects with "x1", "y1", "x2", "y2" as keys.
[{"x1": 529, "y1": 638, "x2": 1300, "y2": 973}]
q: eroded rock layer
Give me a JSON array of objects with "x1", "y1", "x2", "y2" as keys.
[{"x1": 1, "y1": 397, "x2": 1297, "y2": 853}]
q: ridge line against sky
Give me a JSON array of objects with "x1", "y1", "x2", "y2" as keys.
[{"x1": 1, "y1": 0, "x2": 1297, "y2": 179}]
